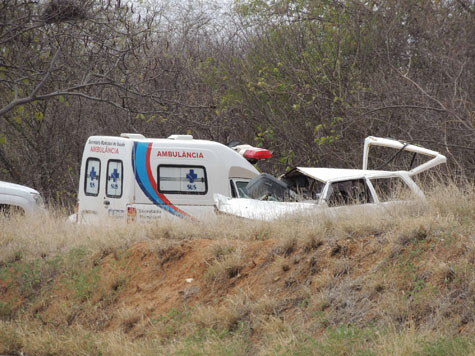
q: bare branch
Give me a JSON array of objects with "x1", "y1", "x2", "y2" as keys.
[
  {"x1": 29, "y1": 49, "x2": 61, "y2": 98},
  {"x1": 356, "y1": 105, "x2": 447, "y2": 117}
]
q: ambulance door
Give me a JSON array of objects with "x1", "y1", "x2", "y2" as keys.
[
  {"x1": 81, "y1": 157, "x2": 103, "y2": 222},
  {"x1": 104, "y1": 159, "x2": 126, "y2": 219}
]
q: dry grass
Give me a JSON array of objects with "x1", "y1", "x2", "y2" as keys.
[
  {"x1": 2, "y1": 180, "x2": 471, "y2": 256},
  {"x1": 205, "y1": 250, "x2": 244, "y2": 282},
  {"x1": 0, "y1": 180, "x2": 473, "y2": 355}
]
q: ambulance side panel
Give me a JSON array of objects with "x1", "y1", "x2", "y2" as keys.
[{"x1": 130, "y1": 140, "x2": 258, "y2": 221}]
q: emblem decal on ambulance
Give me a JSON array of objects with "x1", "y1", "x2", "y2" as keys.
[
  {"x1": 111, "y1": 168, "x2": 120, "y2": 182},
  {"x1": 89, "y1": 167, "x2": 97, "y2": 183},
  {"x1": 186, "y1": 169, "x2": 197, "y2": 183}
]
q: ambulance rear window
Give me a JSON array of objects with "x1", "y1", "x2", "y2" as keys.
[
  {"x1": 157, "y1": 165, "x2": 207, "y2": 195},
  {"x1": 85, "y1": 158, "x2": 100, "y2": 196},
  {"x1": 106, "y1": 160, "x2": 123, "y2": 198}
]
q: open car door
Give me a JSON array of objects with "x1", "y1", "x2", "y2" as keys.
[{"x1": 362, "y1": 136, "x2": 446, "y2": 176}]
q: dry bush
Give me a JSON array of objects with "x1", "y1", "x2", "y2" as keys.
[
  {"x1": 205, "y1": 250, "x2": 243, "y2": 282},
  {"x1": 425, "y1": 179, "x2": 475, "y2": 227},
  {"x1": 117, "y1": 307, "x2": 143, "y2": 333},
  {"x1": 273, "y1": 237, "x2": 297, "y2": 257},
  {"x1": 189, "y1": 290, "x2": 289, "y2": 340},
  {"x1": 192, "y1": 295, "x2": 252, "y2": 332},
  {"x1": 0, "y1": 324, "x2": 23, "y2": 355},
  {"x1": 209, "y1": 242, "x2": 236, "y2": 261}
]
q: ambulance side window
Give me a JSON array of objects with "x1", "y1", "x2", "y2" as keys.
[
  {"x1": 106, "y1": 160, "x2": 123, "y2": 198},
  {"x1": 157, "y1": 165, "x2": 207, "y2": 195},
  {"x1": 85, "y1": 158, "x2": 101, "y2": 196}
]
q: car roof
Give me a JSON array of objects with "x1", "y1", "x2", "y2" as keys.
[{"x1": 287, "y1": 167, "x2": 405, "y2": 183}]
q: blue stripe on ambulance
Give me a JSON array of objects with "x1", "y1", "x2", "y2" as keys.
[{"x1": 132, "y1": 142, "x2": 184, "y2": 218}]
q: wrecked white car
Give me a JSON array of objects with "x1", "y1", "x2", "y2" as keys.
[{"x1": 214, "y1": 137, "x2": 447, "y2": 221}]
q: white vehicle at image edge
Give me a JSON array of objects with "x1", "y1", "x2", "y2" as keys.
[
  {"x1": 74, "y1": 133, "x2": 272, "y2": 223},
  {"x1": 0, "y1": 181, "x2": 45, "y2": 215},
  {"x1": 213, "y1": 136, "x2": 447, "y2": 221}
]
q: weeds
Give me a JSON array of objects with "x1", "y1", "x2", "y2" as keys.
[
  {"x1": 205, "y1": 253, "x2": 243, "y2": 282},
  {"x1": 0, "y1": 301, "x2": 13, "y2": 320},
  {"x1": 0, "y1": 180, "x2": 473, "y2": 355}
]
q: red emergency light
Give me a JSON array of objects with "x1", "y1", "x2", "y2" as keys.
[
  {"x1": 230, "y1": 143, "x2": 273, "y2": 163},
  {"x1": 243, "y1": 148, "x2": 273, "y2": 160}
]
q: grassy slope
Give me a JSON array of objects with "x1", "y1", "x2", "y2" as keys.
[{"x1": 0, "y1": 182, "x2": 473, "y2": 356}]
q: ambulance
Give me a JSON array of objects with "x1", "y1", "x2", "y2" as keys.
[{"x1": 74, "y1": 133, "x2": 271, "y2": 223}]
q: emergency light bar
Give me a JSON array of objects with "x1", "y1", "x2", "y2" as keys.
[
  {"x1": 243, "y1": 148, "x2": 273, "y2": 160},
  {"x1": 231, "y1": 144, "x2": 273, "y2": 163}
]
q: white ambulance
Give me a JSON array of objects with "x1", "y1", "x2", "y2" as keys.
[{"x1": 74, "y1": 133, "x2": 271, "y2": 223}]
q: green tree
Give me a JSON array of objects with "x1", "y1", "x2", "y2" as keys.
[{"x1": 199, "y1": 0, "x2": 474, "y2": 175}]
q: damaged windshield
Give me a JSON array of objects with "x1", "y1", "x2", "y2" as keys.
[
  {"x1": 282, "y1": 170, "x2": 325, "y2": 202},
  {"x1": 238, "y1": 172, "x2": 324, "y2": 203},
  {"x1": 242, "y1": 173, "x2": 297, "y2": 202}
]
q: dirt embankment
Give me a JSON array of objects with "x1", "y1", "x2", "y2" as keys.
[{"x1": 2, "y1": 225, "x2": 471, "y2": 340}]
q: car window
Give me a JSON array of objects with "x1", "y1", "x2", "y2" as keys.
[
  {"x1": 327, "y1": 179, "x2": 373, "y2": 207},
  {"x1": 281, "y1": 173, "x2": 325, "y2": 202},
  {"x1": 294, "y1": 179, "x2": 325, "y2": 202},
  {"x1": 370, "y1": 177, "x2": 414, "y2": 202}
]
